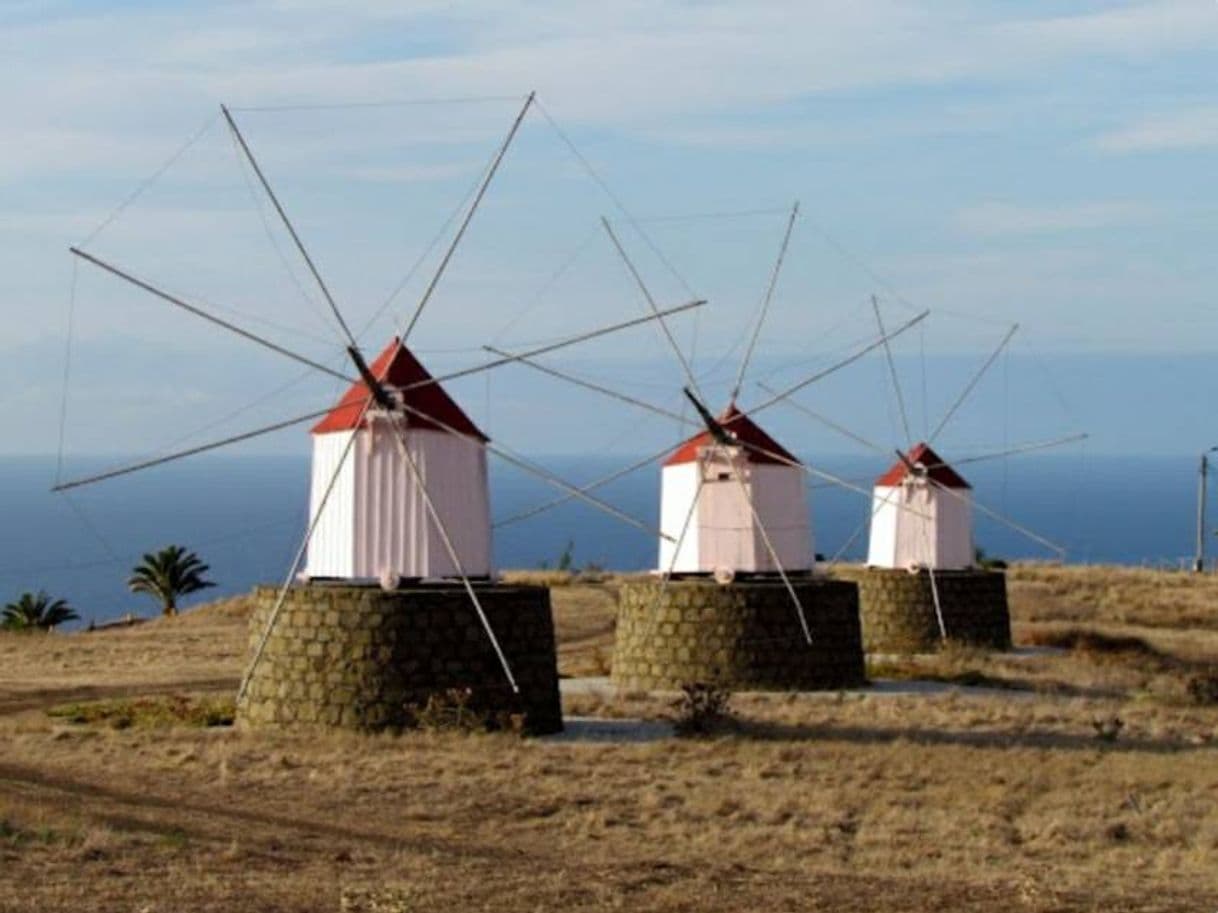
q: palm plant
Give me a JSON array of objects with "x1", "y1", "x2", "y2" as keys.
[
  {"x1": 2, "y1": 591, "x2": 79, "y2": 631},
  {"x1": 127, "y1": 545, "x2": 215, "y2": 617}
]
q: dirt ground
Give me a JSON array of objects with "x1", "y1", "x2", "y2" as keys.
[{"x1": 2, "y1": 565, "x2": 1217, "y2": 912}]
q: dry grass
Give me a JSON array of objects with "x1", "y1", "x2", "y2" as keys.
[
  {"x1": 1, "y1": 566, "x2": 1218, "y2": 911},
  {"x1": 1010, "y1": 561, "x2": 1218, "y2": 631}
]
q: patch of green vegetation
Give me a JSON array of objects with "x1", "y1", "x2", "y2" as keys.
[
  {"x1": 0, "y1": 819, "x2": 58, "y2": 848},
  {"x1": 46, "y1": 694, "x2": 235, "y2": 729},
  {"x1": 0, "y1": 819, "x2": 21, "y2": 844},
  {"x1": 159, "y1": 828, "x2": 189, "y2": 850}
]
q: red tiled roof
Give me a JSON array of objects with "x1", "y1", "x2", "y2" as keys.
[
  {"x1": 876, "y1": 442, "x2": 970, "y2": 489},
  {"x1": 663, "y1": 403, "x2": 800, "y2": 467},
  {"x1": 311, "y1": 337, "x2": 488, "y2": 441}
]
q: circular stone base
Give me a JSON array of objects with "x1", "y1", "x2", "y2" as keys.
[
  {"x1": 611, "y1": 577, "x2": 865, "y2": 691},
  {"x1": 237, "y1": 583, "x2": 562, "y2": 735},
  {"x1": 830, "y1": 566, "x2": 1011, "y2": 654}
]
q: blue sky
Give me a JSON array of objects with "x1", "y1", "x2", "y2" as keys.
[{"x1": 3, "y1": 1, "x2": 1217, "y2": 463}]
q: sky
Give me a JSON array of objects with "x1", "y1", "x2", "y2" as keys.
[{"x1": 3, "y1": 0, "x2": 1217, "y2": 467}]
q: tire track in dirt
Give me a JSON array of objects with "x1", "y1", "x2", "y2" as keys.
[{"x1": 0, "y1": 760, "x2": 520, "y2": 864}]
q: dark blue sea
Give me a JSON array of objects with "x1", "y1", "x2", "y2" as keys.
[{"x1": 0, "y1": 453, "x2": 1203, "y2": 625}]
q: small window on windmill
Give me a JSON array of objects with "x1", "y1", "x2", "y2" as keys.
[{"x1": 717, "y1": 471, "x2": 731, "y2": 481}]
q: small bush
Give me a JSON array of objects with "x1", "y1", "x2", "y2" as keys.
[
  {"x1": 671, "y1": 682, "x2": 734, "y2": 737},
  {"x1": 1184, "y1": 671, "x2": 1218, "y2": 706},
  {"x1": 0, "y1": 819, "x2": 21, "y2": 844},
  {"x1": 404, "y1": 688, "x2": 524, "y2": 735},
  {"x1": 1092, "y1": 715, "x2": 1124, "y2": 743},
  {"x1": 975, "y1": 547, "x2": 1008, "y2": 571}
]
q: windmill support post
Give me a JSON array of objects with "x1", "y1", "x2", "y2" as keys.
[
  {"x1": 929, "y1": 322, "x2": 1019, "y2": 444},
  {"x1": 600, "y1": 216, "x2": 704, "y2": 400},
  {"x1": 222, "y1": 103, "x2": 358, "y2": 348},
  {"x1": 730, "y1": 200, "x2": 799, "y2": 403},
  {"x1": 399, "y1": 92, "x2": 535, "y2": 345},
  {"x1": 68, "y1": 247, "x2": 357, "y2": 386},
  {"x1": 1195, "y1": 448, "x2": 1217, "y2": 573}
]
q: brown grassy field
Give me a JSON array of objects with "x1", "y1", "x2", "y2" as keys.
[{"x1": 2, "y1": 565, "x2": 1217, "y2": 912}]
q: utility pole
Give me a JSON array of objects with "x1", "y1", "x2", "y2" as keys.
[{"x1": 1194, "y1": 446, "x2": 1217, "y2": 573}]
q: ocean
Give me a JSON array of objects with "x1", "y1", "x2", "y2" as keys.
[{"x1": 0, "y1": 452, "x2": 1204, "y2": 626}]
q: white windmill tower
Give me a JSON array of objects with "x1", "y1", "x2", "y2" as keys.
[
  {"x1": 852, "y1": 316, "x2": 1077, "y2": 578},
  {"x1": 620, "y1": 203, "x2": 818, "y2": 581},
  {"x1": 305, "y1": 336, "x2": 492, "y2": 582},
  {"x1": 658, "y1": 403, "x2": 813, "y2": 576},
  {"x1": 866, "y1": 441, "x2": 974, "y2": 571}
]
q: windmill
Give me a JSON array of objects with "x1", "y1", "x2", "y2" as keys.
[
  {"x1": 52, "y1": 92, "x2": 711, "y2": 732},
  {"x1": 768, "y1": 301, "x2": 1086, "y2": 653},
  {"x1": 489, "y1": 203, "x2": 937, "y2": 691},
  {"x1": 640, "y1": 205, "x2": 812, "y2": 582}
]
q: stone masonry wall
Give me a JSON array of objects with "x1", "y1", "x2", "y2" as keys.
[
  {"x1": 237, "y1": 583, "x2": 562, "y2": 735},
  {"x1": 831, "y1": 566, "x2": 1011, "y2": 654},
  {"x1": 611, "y1": 577, "x2": 865, "y2": 691}
]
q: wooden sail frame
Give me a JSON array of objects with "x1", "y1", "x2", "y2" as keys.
[{"x1": 55, "y1": 91, "x2": 710, "y2": 699}]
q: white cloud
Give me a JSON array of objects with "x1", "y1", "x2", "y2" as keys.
[
  {"x1": 6, "y1": 0, "x2": 1218, "y2": 180},
  {"x1": 994, "y1": 0, "x2": 1218, "y2": 58},
  {"x1": 4, "y1": 0, "x2": 1218, "y2": 367},
  {"x1": 1093, "y1": 106, "x2": 1218, "y2": 153},
  {"x1": 878, "y1": 245, "x2": 1218, "y2": 353},
  {"x1": 954, "y1": 201, "x2": 1151, "y2": 235}
]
